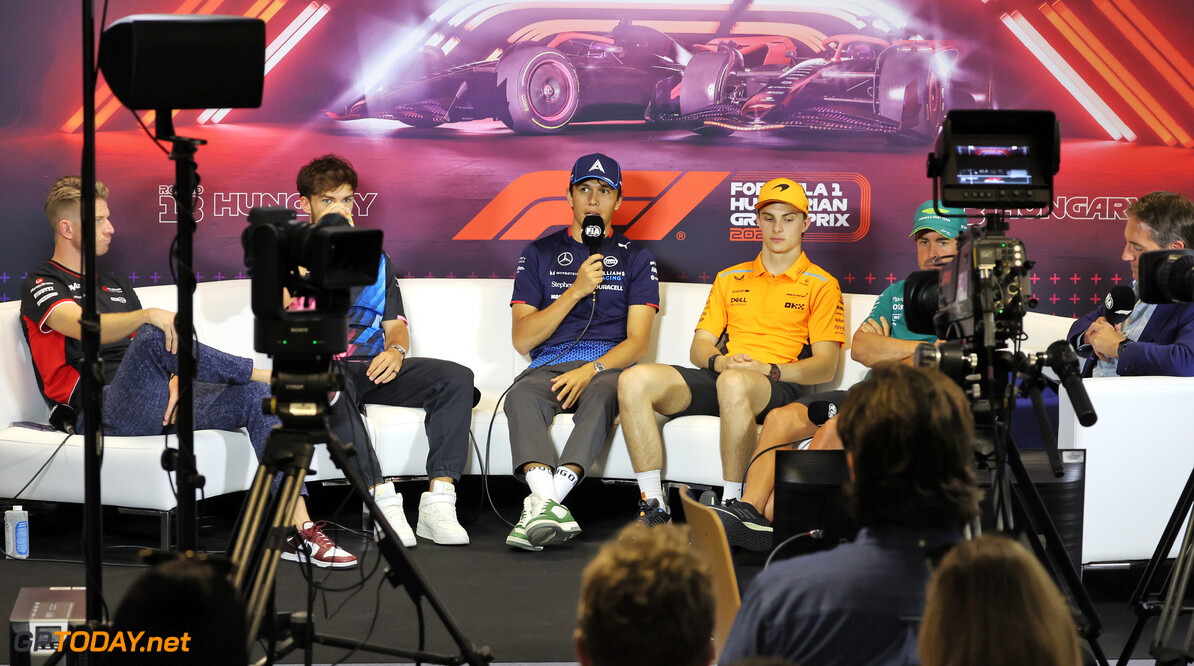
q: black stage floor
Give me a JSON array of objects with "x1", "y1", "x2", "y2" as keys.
[{"x1": 0, "y1": 478, "x2": 1175, "y2": 664}]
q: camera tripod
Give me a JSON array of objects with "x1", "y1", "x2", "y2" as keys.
[
  {"x1": 1115, "y1": 462, "x2": 1194, "y2": 665},
  {"x1": 226, "y1": 367, "x2": 491, "y2": 666},
  {"x1": 972, "y1": 347, "x2": 1110, "y2": 665}
]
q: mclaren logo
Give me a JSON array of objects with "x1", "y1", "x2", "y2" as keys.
[{"x1": 775, "y1": 183, "x2": 790, "y2": 191}]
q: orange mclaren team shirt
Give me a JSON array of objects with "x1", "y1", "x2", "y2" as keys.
[{"x1": 696, "y1": 252, "x2": 845, "y2": 363}]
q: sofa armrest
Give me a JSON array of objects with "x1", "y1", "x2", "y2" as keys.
[{"x1": 1059, "y1": 376, "x2": 1194, "y2": 564}]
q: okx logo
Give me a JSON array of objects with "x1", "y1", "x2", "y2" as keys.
[{"x1": 453, "y1": 170, "x2": 729, "y2": 241}]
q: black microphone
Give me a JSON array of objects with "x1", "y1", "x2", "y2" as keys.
[
  {"x1": 1103, "y1": 284, "x2": 1136, "y2": 326},
  {"x1": 581, "y1": 214, "x2": 605, "y2": 303},
  {"x1": 1047, "y1": 339, "x2": 1097, "y2": 427},
  {"x1": 806, "y1": 399, "x2": 840, "y2": 426},
  {"x1": 581, "y1": 214, "x2": 605, "y2": 255}
]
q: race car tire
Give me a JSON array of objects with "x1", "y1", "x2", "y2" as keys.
[
  {"x1": 876, "y1": 49, "x2": 946, "y2": 145},
  {"x1": 497, "y1": 47, "x2": 580, "y2": 134},
  {"x1": 679, "y1": 50, "x2": 744, "y2": 137}
]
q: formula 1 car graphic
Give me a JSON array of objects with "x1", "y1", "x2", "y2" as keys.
[
  {"x1": 331, "y1": 23, "x2": 692, "y2": 134},
  {"x1": 658, "y1": 34, "x2": 993, "y2": 142},
  {"x1": 333, "y1": 24, "x2": 991, "y2": 140}
]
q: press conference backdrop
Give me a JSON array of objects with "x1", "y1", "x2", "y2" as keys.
[{"x1": 2, "y1": 0, "x2": 1193, "y2": 317}]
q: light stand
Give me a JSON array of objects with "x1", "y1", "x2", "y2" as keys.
[
  {"x1": 79, "y1": 0, "x2": 104, "y2": 627},
  {"x1": 155, "y1": 110, "x2": 208, "y2": 552},
  {"x1": 98, "y1": 13, "x2": 266, "y2": 553}
]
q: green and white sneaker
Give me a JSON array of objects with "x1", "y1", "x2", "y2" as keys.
[
  {"x1": 525, "y1": 498, "x2": 582, "y2": 547},
  {"x1": 506, "y1": 493, "x2": 544, "y2": 552}
]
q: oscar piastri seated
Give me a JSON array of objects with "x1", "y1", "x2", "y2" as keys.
[
  {"x1": 21, "y1": 175, "x2": 358, "y2": 569},
  {"x1": 503, "y1": 152, "x2": 659, "y2": 551}
]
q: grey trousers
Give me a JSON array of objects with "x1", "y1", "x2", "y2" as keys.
[{"x1": 504, "y1": 360, "x2": 622, "y2": 481}]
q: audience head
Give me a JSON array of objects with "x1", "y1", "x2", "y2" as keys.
[
  {"x1": 919, "y1": 534, "x2": 1082, "y2": 666},
  {"x1": 837, "y1": 362, "x2": 981, "y2": 529},
  {"x1": 109, "y1": 555, "x2": 247, "y2": 665},
  {"x1": 576, "y1": 524, "x2": 714, "y2": 666}
]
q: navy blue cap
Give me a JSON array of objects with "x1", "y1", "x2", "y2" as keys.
[{"x1": 570, "y1": 153, "x2": 621, "y2": 190}]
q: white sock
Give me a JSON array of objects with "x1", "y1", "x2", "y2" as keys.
[
  {"x1": 525, "y1": 466, "x2": 558, "y2": 502},
  {"x1": 722, "y1": 479, "x2": 743, "y2": 503},
  {"x1": 636, "y1": 470, "x2": 667, "y2": 511},
  {"x1": 554, "y1": 467, "x2": 579, "y2": 502}
]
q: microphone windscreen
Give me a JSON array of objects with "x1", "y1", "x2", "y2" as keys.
[
  {"x1": 806, "y1": 399, "x2": 839, "y2": 426},
  {"x1": 581, "y1": 214, "x2": 605, "y2": 255},
  {"x1": 1104, "y1": 285, "x2": 1136, "y2": 326}
]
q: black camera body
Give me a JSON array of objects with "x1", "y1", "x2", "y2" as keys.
[
  {"x1": 905, "y1": 232, "x2": 1032, "y2": 344},
  {"x1": 242, "y1": 206, "x2": 381, "y2": 358},
  {"x1": 907, "y1": 111, "x2": 1058, "y2": 351}
]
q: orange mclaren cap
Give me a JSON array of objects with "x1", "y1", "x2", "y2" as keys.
[{"x1": 754, "y1": 178, "x2": 809, "y2": 215}]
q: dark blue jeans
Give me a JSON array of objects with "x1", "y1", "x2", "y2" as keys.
[{"x1": 78, "y1": 324, "x2": 297, "y2": 493}]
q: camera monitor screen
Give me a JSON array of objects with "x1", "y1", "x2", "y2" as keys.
[{"x1": 952, "y1": 140, "x2": 1036, "y2": 186}]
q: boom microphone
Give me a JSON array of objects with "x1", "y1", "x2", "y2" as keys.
[
  {"x1": 1103, "y1": 285, "x2": 1136, "y2": 326},
  {"x1": 581, "y1": 214, "x2": 605, "y2": 256},
  {"x1": 1047, "y1": 339, "x2": 1097, "y2": 427}
]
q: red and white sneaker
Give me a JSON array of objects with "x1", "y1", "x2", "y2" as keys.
[{"x1": 281, "y1": 521, "x2": 358, "y2": 569}]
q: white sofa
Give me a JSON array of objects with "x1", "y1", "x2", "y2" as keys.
[{"x1": 2, "y1": 277, "x2": 1163, "y2": 565}]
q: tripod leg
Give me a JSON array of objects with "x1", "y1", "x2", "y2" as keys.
[
  {"x1": 1116, "y1": 465, "x2": 1194, "y2": 665},
  {"x1": 1007, "y1": 442, "x2": 1109, "y2": 666}
]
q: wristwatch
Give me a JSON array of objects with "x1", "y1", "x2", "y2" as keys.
[
  {"x1": 769, "y1": 363, "x2": 781, "y2": 381},
  {"x1": 389, "y1": 343, "x2": 407, "y2": 356},
  {"x1": 593, "y1": 361, "x2": 605, "y2": 373},
  {"x1": 708, "y1": 354, "x2": 721, "y2": 373},
  {"x1": 1117, "y1": 338, "x2": 1133, "y2": 357}
]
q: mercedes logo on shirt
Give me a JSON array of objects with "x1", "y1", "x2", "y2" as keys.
[{"x1": 557, "y1": 252, "x2": 574, "y2": 266}]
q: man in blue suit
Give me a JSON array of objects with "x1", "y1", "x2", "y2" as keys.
[{"x1": 1071, "y1": 191, "x2": 1194, "y2": 377}]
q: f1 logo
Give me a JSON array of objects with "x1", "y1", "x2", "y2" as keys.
[{"x1": 454, "y1": 170, "x2": 729, "y2": 241}]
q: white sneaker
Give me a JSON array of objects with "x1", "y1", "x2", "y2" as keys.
[
  {"x1": 417, "y1": 480, "x2": 470, "y2": 545},
  {"x1": 372, "y1": 483, "x2": 416, "y2": 547}
]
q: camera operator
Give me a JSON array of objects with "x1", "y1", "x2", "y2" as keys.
[{"x1": 1072, "y1": 191, "x2": 1194, "y2": 377}]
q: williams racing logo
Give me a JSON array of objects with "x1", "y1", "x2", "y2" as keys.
[{"x1": 727, "y1": 173, "x2": 871, "y2": 243}]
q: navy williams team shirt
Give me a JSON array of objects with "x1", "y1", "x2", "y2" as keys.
[{"x1": 511, "y1": 228, "x2": 658, "y2": 367}]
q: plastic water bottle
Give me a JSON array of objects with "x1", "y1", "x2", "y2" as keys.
[{"x1": 5, "y1": 505, "x2": 29, "y2": 559}]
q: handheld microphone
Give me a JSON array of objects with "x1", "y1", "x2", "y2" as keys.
[
  {"x1": 581, "y1": 214, "x2": 605, "y2": 256},
  {"x1": 1103, "y1": 285, "x2": 1136, "y2": 326},
  {"x1": 581, "y1": 214, "x2": 605, "y2": 303},
  {"x1": 806, "y1": 399, "x2": 840, "y2": 426}
]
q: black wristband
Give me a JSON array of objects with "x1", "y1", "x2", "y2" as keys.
[
  {"x1": 769, "y1": 363, "x2": 781, "y2": 382},
  {"x1": 708, "y1": 354, "x2": 721, "y2": 373}
]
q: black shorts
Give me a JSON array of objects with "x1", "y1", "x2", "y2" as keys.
[{"x1": 668, "y1": 366, "x2": 810, "y2": 423}]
